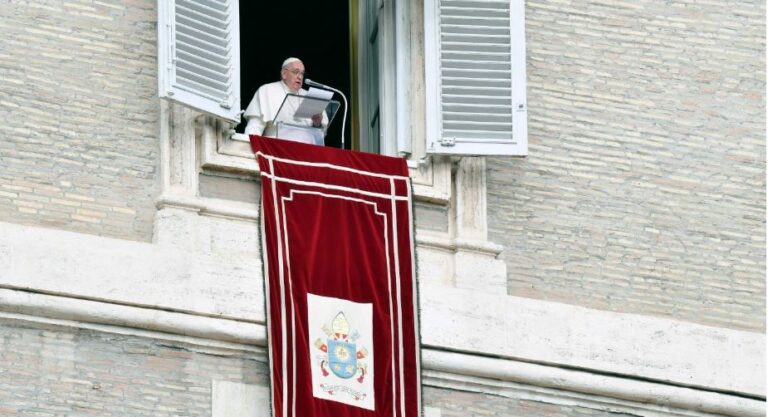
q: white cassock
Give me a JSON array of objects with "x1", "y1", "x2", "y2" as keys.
[{"x1": 243, "y1": 81, "x2": 329, "y2": 145}]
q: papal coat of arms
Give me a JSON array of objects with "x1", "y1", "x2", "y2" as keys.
[
  {"x1": 314, "y1": 312, "x2": 369, "y2": 383},
  {"x1": 308, "y1": 294, "x2": 375, "y2": 410}
]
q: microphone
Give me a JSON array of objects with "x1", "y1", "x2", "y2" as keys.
[
  {"x1": 305, "y1": 79, "x2": 331, "y2": 89},
  {"x1": 305, "y1": 79, "x2": 348, "y2": 150}
]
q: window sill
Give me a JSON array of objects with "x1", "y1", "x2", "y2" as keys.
[{"x1": 200, "y1": 119, "x2": 451, "y2": 204}]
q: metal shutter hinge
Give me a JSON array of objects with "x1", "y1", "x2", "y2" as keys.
[
  {"x1": 439, "y1": 137, "x2": 455, "y2": 147},
  {"x1": 219, "y1": 96, "x2": 232, "y2": 109}
]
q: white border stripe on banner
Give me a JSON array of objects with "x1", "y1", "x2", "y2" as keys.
[
  {"x1": 390, "y1": 178, "x2": 406, "y2": 417},
  {"x1": 254, "y1": 151, "x2": 411, "y2": 180},
  {"x1": 261, "y1": 172, "x2": 409, "y2": 201},
  {"x1": 279, "y1": 197, "x2": 298, "y2": 417},
  {"x1": 268, "y1": 159, "x2": 289, "y2": 417},
  {"x1": 407, "y1": 180, "x2": 422, "y2": 414},
  {"x1": 281, "y1": 190, "x2": 386, "y2": 416},
  {"x1": 261, "y1": 202, "x2": 278, "y2": 417},
  {"x1": 384, "y1": 194, "x2": 397, "y2": 417},
  {"x1": 280, "y1": 189, "x2": 394, "y2": 415}
]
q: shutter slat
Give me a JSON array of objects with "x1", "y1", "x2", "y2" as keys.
[
  {"x1": 443, "y1": 70, "x2": 511, "y2": 78},
  {"x1": 443, "y1": 85, "x2": 510, "y2": 95},
  {"x1": 441, "y1": 7, "x2": 509, "y2": 18},
  {"x1": 177, "y1": 60, "x2": 230, "y2": 85},
  {"x1": 443, "y1": 0, "x2": 510, "y2": 5},
  {"x1": 444, "y1": 113, "x2": 512, "y2": 123},
  {"x1": 176, "y1": 42, "x2": 229, "y2": 67},
  {"x1": 445, "y1": 121, "x2": 512, "y2": 130},
  {"x1": 442, "y1": 59, "x2": 510, "y2": 71},
  {"x1": 444, "y1": 104, "x2": 511, "y2": 114},
  {"x1": 177, "y1": 50, "x2": 229, "y2": 74},
  {"x1": 442, "y1": 43, "x2": 510, "y2": 54},
  {"x1": 193, "y1": 0, "x2": 228, "y2": 10},
  {"x1": 177, "y1": 12, "x2": 228, "y2": 40},
  {"x1": 443, "y1": 97, "x2": 511, "y2": 106},
  {"x1": 443, "y1": 134, "x2": 514, "y2": 142},
  {"x1": 177, "y1": 4, "x2": 227, "y2": 30},
  {"x1": 444, "y1": 80, "x2": 511, "y2": 89},
  {"x1": 442, "y1": 18, "x2": 508, "y2": 26},
  {"x1": 441, "y1": 25, "x2": 508, "y2": 35},
  {"x1": 442, "y1": 51, "x2": 510, "y2": 61},
  {"x1": 444, "y1": 81, "x2": 511, "y2": 89},
  {"x1": 176, "y1": 77, "x2": 228, "y2": 102},
  {"x1": 177, "y1": 30, "x2": 229, "y2": 56},
  {"x1": 180, "y1": 0, "x2": 228, "y2": 21},
  {"x1": 176, "y1": 67, "x2": 229, "y2": 92},
  {"x1": 443, "y1": 76, "x2": 510, "y2": 85},
  {"x1": 442, "y1": 34, "x2": 509, "y2": 43}
]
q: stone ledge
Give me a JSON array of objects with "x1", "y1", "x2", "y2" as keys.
[
  {"x1": 420, "y1": 286, "x2": 765, "y2": 397},
  {"x1": 0, "y1": 288, "x2": 263, "y2": 346},
  {"x1": 0, "y1": 292, "x2": 761, "y2": 417},
  {"x1": 156, "y1": 193, "x2": 259, "y2": 221},
  {"x1": 422, "y1": 350, "x2": 764, "y2": 417}
]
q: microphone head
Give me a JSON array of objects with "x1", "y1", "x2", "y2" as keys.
[{"x1": 305, "y1": 79, "x2": 320, "y2": 87}]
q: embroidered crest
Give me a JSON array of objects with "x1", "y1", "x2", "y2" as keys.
[
  {"x1": 308, "y1": 294, "x2": 374, "y2": 410},
  {"x1": 315, "y1": 312, "x2": 369, "y2": 381}
]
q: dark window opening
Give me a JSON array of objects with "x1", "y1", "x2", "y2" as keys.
[{"x1": 238, "y1": 2, "x2": 352, "y2": 150}]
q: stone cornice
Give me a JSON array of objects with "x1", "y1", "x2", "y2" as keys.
[{"x1": 0, "y1": 288, "x2": 762, "y2": 417}]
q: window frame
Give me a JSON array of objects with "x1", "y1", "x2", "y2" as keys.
[{"x1": 160, "y1": 0, "x2": 452, "y2": 203}]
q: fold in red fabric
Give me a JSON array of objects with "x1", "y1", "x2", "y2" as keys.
[{"x1": 251, "y1": 135, "x2": 420, "y2": 417}]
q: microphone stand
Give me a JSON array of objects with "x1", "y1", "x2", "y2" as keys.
[{"x1": 305, "y1": 79, "x2": 347, "y2": 150}]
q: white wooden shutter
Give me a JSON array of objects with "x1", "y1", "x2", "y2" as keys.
[
  {"x1": 158, "y1": 0, "x2": 241, "y2": 123},
  {"x1": 425, "y1": 0, "x2": 527, "y2": 156}
]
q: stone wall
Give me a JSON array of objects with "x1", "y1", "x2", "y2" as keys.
[
  {"x1": 5, "y1": 319, "x2": 740, "y2": 417},
  {"x1": 0, "y1": 1, "x2": 159, "y2": 242},
  {"x1": 0, "y1": 1, "x2": 763, "y2": 415},
  {"x1": 488, "y1": 0, "x2": 766, "y2": 330},
  {"x1": 0, "y1": 319, "x2": 266, "y2": 416}
]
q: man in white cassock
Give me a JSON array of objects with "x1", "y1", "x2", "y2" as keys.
[{"x1": 243, "y1": 57, "x2": 328, "y2": 145}]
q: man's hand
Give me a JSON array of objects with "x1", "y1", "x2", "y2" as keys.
[{"x1": 312, "y1": 114, "x2": 322, "y2": 127}]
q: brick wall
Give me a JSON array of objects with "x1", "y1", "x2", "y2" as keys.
[
  {"x1": 0, "y1": 320, "x2": 266, "y2": 416},
  {"x1": 0, "y1": 1, "x2": 159, "y2": 241},
  {"x1": 488, "y1": 0, "x2": 766, "y2": 330},
  {"x1": 3, "y1": 320, "x2": 689, "y2": 417}
]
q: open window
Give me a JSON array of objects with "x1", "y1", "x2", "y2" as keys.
[
  {"x1": 158, "y1": 0, "x2": 528, "y2": 157},
  {"x1": 236, "y1": 3, "x2": 351, "y2": 149}
]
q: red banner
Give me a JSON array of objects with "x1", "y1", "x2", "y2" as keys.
[{"x1": 251, "y1": 136, "x2": 421, "y2": 417}]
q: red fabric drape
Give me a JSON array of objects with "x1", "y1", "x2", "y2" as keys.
[{"x1": 251, "y1": 136, "x2": 420, "y2": 417}]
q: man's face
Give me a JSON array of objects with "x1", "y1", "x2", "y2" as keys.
[{"x1": 281, "y1": 61, "x2": 305, "y2": 93}]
